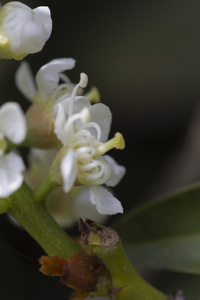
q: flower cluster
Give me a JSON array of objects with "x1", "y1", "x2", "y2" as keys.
[
  {"x1": 0, "y1": 1, "x2": 126, "y2": 220},
  {"x1": 15, "y1": 58, "x2": 125, "y2": 217}
]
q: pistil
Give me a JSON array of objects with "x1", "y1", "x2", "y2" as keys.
[{"x1": 94, "y1": 132, "x2": 125, "y2": 158}]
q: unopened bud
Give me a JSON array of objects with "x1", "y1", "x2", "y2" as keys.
[{"x1": 0, "y1": 2, "x2": 52, "y2": 60}]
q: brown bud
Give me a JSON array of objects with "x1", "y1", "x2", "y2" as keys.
[
  {"x1": 60, "y1": 251, "x2": 102, "y2": 292},
  {"x1": 25, "y1": 103, "x2": 60, "y2": 148}
]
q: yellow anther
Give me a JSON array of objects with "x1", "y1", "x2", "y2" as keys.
[
  {"x1": 94, "y1": 132, "x2": 125, "y2": 158},
  {"x1": 85, "y1": 86, "x2": 100, "y2": 103}
]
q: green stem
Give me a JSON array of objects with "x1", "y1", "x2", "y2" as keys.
[
  {"x1": 91, "y1": 242, "x2": 168, "y2": 300},
  {"x1": 33, "y1": 172, "x2": 59, "y2": 203},
  {"x1": 8, "y1": 182, "x2": 80, "y2": 258},
  {"x1": 33, "y1": 145, "x2": 66, "y2": 203},
  {"x1": 80, "y1": 220, "x2": 168, "y2": 300}
]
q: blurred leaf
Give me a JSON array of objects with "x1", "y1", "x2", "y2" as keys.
[
  {"x1": 113, "y1": 182, "x2": 200, "y2": 274},
  {"x1": 149, "y1": 270, "x2": 200, "y2": 300}
]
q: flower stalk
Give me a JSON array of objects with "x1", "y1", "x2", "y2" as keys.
[{"x1": 8, "y1": 182, "x2": 80, "y2": 258}]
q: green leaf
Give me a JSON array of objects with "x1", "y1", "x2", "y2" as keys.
[{"x1": 113, "y1": 182, "x2": 200, "y2": 274}]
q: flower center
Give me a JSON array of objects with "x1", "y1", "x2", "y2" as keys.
[{"x1": 61, "y1": 73, "x2": 125, "y2": 186}]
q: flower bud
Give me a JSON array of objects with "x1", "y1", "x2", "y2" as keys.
[
  {"x1": 0, "y1": 2, "x2": 52, "y2": 60},
  {"x1": 24, "y1": 103, "x2": 60, "y2": 149}
]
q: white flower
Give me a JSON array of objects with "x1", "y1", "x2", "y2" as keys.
[
  {"x1": 47, "y1": 186, "x2": 109, "y2": 228},
  {"x1": 0, "y1": 102, "x2": 26, "y2": 152},
  {"x1": 0, "y1": 102, "x2": 26, "y2": 197},
  {"x1": 24, "y1": 148, "x2": 108, "y2": 226},
  {"x1": 54, "y1": 74, "x2": 125, "y2": 215},
  {"x1": 15, "y1": 58, "x2": 76, "y2": 101},
  {"x1": 0, "y1": 152, "x2": 25, "y2": 198},
  {"x1": 15, "y1": 58, "x2": 78, "y2": 148},
  {"x1": 0, "y1": 2, "x2": 52, "y2": 60}
]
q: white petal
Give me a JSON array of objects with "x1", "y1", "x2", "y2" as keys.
[
  {"x1": 0, "y1": 102, "x2": 26, "y2": 144},
  {"x1": 88, "y1": 103, "x2": 112, "y2": 142},
  {"x1": 61, "y1": 150, "x2": 77, "y2": 193},
  {"x1": 90, "y1": 186, "x2": 123, "y2": 215},
  {"x1": 54, "y1": 103, "x2": 66, "y2": 145},
  {"x1": 53, "y1": 96, "x2": 90, "y2": 117},
  {"x1": 28, "y1": 148, "x2": 57, "y2": 167},
  {"x1": 15, "y1": 61, "x2": 37, "y2": 101},
  {"x1": 72, "y1": 186, "x2": 108, "y2": 223},
  {"x1": 104, "y1": 155, "x2": 126, "y2": 187},
  {"x1": 0, "y1": 152, "x2": 25, "y2": 198},
  {"x1": 33, "y1": 7, "x2": 52, "y2": 41},
  {"x1": 36, "y1": 58, "x2": 76, "y2": 99}
]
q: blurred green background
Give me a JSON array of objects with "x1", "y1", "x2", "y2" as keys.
[{"x1": 1, "y1": 0, "x2": 200, "y2": 299}]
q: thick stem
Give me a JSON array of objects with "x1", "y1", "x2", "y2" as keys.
[
  {"x1": 91, "y1": 242, "x2": 168, "y2": 300},
  {"x1": 79, "y1": 220, "x2": 169, "y2": 300},
  {"x1": 8, "y1": 183, "x2": 80, "y2": 258}
]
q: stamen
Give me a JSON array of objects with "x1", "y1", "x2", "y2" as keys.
[
  {"x1": 79, "y1": 73, "x2": 88, "y2": 88},
  {"x1": 68, "y1": 73, "x2": 88, "y2": 117},
  {"x1": 81, "y1": 122, "x2": 101, "y2": 141},
  {"x1": 84, "y1": 87, "x2": 100, "y2": 103},
  {"x1": 94, "y1": 132, "x2": 125, "y2": 158},
  {"x1": 64, "y1": 112, "x2": 85, "y2": 147},
  {"x1": 64, "y1": 108, "x2": 90, "y2": 148},
  {"x1": 59, "y1": 73, "x2": 71, "y2": 84},
  {"x1": 81, "y1": 108, "x2": 90, "y2": 123}
]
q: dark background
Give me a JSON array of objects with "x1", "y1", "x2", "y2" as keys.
[{"x1": 1, "y1": 0, "x2": 200, "y2": 299}]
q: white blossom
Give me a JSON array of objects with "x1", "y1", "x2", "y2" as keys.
[
  {"x1": 0, "y1": 102, "x2": 26, "y2": 150},
  {"x1": 15, "y1": 58, "x2": 76, "y2": 101},
  {"x1": 0, "y1": 102, "x2": 26, "y2": 197},
  {"x1": 25, "y1": 148, "x2": 108, "y2": 226},
  {"x1": 0, "y1": 152, "x2": 25, "y2": 198},
  {"x1": 54, "y1": 74, "x2": 125, "y2": 215},
  {"x1": 0, "y1": 2, "x2": 52, "y2": 60}
]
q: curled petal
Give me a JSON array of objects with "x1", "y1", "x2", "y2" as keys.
[
  {"x1": 0, "y1": 102, "x2": 26, "y2": 144},
  {"x1": 89, "y1": 186, "x2": 123, "y2": 215},
  {"x1": 36, "y1": 58, "x2": 76, "y2": 99},
  {"x1": 88, "y1": 103, "x2": 112, "y2": 142},
  {"x1": 61, "y1": 149, "x2": 77, "y2": 193},
  {"x1": 0, "y1": 152, "x2": 25, "y2": 198},
  {"x1": 54, "y1": 103, "x2": 66, "y2": 145},
  {"x1": 104, "y1": 155, "x2": 126, "y2": 187},
  {"x1": 15, "y1": 61, "x2": 36, "y2": 101}
]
